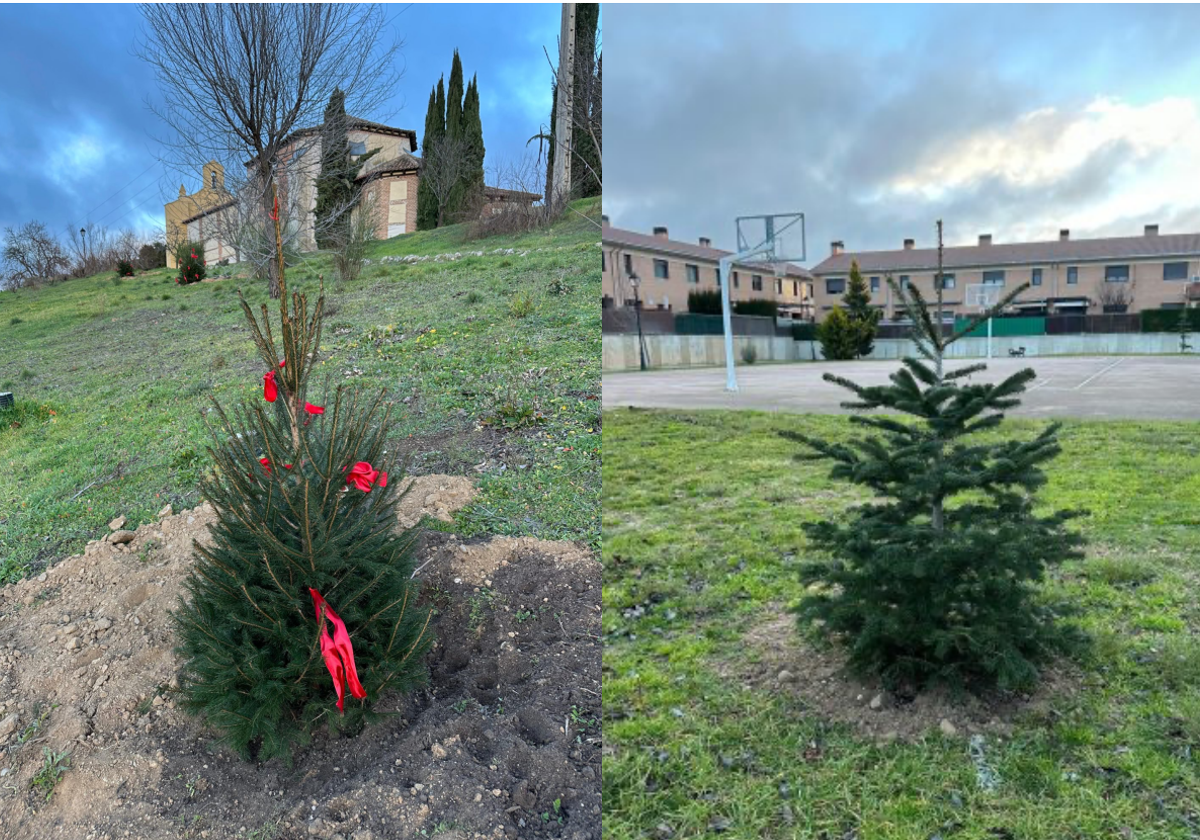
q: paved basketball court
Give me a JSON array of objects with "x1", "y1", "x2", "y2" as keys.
[{"x1": 603, "y1": 356, "x2": 1200, "y2": 420}]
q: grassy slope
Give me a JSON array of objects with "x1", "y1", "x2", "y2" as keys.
[
  {"x1": 0, "y1": 198, "x2": 601, "y2": 583},
  {"x1": 603, "y1": 409, "x2": 1200, "y2": 840}
]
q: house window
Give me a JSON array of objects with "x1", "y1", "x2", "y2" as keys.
[
  {"x1": 899, "y1": 275, "x2": 910, "y2": 290},
  {"x1": 733, "y1": 271, "x2": 740, "y2": 289},
  {"x1": 1067, "y1": 266, "x2": 1078, "y2": 285},
  {"x1": 940, "y1": 273, "x2": 956, "y2": 289},
  {"x1": 982, "y1": 270, "x2": 1005, "y2": 286},
  {"x1": 601, "y1": 251, "x2": 605, "y2": 272},
  {"x1": 1164, "y1": 261, "x2": 1189, "y2": 281},
  {"x1": 752, "y1": 274, "x2": 763, "y2": 292},
  {"x1": 775, "y1": 278, "x2": 782, "y2": 295},
  {"x1": 1104, "y1": 264, "x2": 1130, "y2": 283},
  {"x1": 715, "y1": 267, "x2": 722, "y2": 286},
  {"x1": 825, "y1": 277, "x2": 846, "y2": 295},
  {"x1": 792, "y1": 280, "x2": 799, "y2": 297},
  {"x1": 870, "y1": 276, "x2": 880, "y2": 292},
  {"x1": 1031, "y1": 268, "x2": 1043, "y2": 286},
  {"x1": 623, "y1": 253, "x2": 633, "y2": 275},
  {"x1": 210, "y1": 171, "x2": 217, "y2": 189},
  {"x1": 686, "y1": 264, "x2": 700, "y2": 285},
  {"x1": 654, "y1": 259, "x2": 669, "y2": 280},
  {"x1": 350, "y1": 140, "x2": 367, "y2": 155}
]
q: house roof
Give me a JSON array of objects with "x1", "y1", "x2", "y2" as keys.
[
  {"x1": 811, "y1": 231, "x2": 1200, "y2": 275},
  {"x1": 180, "y1": 198, "x2": 236, "y2": 225},
  {"x1": 355, "y1": 152, "x2": 422, "y2": 180},
  {"x1": 603, "y1": 225, "x2": 812, "y2": 278},
  {"x1": 247, "y1": 117, "x2": 418, "y2": 167},
  {"x1": 482, "y1": 186, "x2": 542, "y2": 201}
]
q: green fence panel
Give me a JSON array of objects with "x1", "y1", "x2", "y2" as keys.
[
  {"x1": 1140, "y1": 308, "x2": 1200, "y2": 333},
  {"x1": 674, "y1": 313, "x2": 724, "y2": 335},
  {"x1": 953, "y1": 316, "x2": 1046, "y2": 338}
]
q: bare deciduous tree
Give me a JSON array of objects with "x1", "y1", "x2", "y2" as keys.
[
  {"x1": 421, "y1": 133, "x2": 474, "y2": 229},
  {"x1": 1098, "y1": 281, "x2": 1132, "y2": 312},
  {"x1": 330, "y1": 201, "x2": 378, "y2": 285},
  {"x1": 137, "y1": 3, "x2": 399, "y2": 297},
  {"x1": 2, "y1": 221, "x2": 70, "y2": 290}
]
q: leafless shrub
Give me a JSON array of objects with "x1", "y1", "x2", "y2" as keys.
[
  {"x1": 329, "y1": 203, "x2": 377, "y2": 284},
  {"x1": 467, "y1": 155, "x2": 562, "y2": 242},
  {"x1": 1099, "y1": 282, "x2": 1132, "y2": 312},
  {"x1": 2, "y1": 222, "x2": 70, "y2": 290}
]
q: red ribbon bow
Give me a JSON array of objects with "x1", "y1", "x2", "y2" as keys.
[
  {"x1": 345, "y1": 461, "x2": 387, "y2": 492},
  {"x1": 263, "y1": 370, "x2": 278, "y2": 403},
  {"x1": 308, "y1": 589, "x2": 367, "y2": 714}
]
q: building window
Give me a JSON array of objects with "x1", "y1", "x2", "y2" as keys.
[
  {"x1": 792, "y1": 280, "x2": 798, "y2": 297},
  {"x1": 349, "y1": 140, "x2": 367, "y2": 155},
  {"x1": 654, "y1": 259, "x2": 669, "y2": 280},
  {"x1": 1104, "y1": 264, "x2": 1130, "y2": 283},
  {"x1": 899, "y1": 275, "x2": 910, "y2": 290},
  {"x1": 715, "y1": 267, "x2": 722, "y2": 286},
  {"x1": 869, "y1": 276, "x2": 880, "y2": 292},
  {"x1": 733, "y1": 271, "x2": 740, "y2": 289},
  {"x1": 1067, "y1": 266, "x2": 1078, "y2": 285},
  {"x1": 775, "y1": 278, "x2": 782, "y2": 295},
  {"x1": 686, "y1": 264, "x2": 700, "y2": 285},
  {"x1": 752, "y1": 274, "x2": 763, "y2": 292},
  {"x1": 1164, "y1": 261, "x2": 1189, "y2": 281},
  {"x1": 940, "y1": 273, "x2": 956, "y2": 289},
  {"x1": 624, "y1": 253, "x2": 632, "y2": 275},
  {"x1": 982, "y1": 270, "x2": 1005, "y2": 286},
  {"x1": 1031, "y1": 268, "x2": 1043, "y2": 286},
  {"x1": 826, "y1": 277, "x2": 846, "y2": 295},
  {"x1": 601, "y1": 251, "x2": 605, "y2": 272},
  {"x1": 210, "y1": 171, "x2": 217, "y2": 189}
]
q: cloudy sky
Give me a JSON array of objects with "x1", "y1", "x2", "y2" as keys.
[
  {"x1": 607, "y1": 3, "x2": 1200, "y2": 265},
  {"x1": 0, "y1": 3, "x2": 560, "y2": 240}
]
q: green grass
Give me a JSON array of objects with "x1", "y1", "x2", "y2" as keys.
[
  {"x1": 0, "y1": 198, "x2": 601, "y2": 582},
  {"x1": 603, "y1": 409, "x2": 1200, "y2": 840}
]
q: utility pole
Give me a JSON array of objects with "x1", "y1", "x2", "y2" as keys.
[{"x1": 552, "y1": 3, "x2": 575, "y2": 205}]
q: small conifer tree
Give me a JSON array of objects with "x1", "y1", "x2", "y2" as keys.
[
  {"x1": 786, "y1": 220, "x2": 1084, "y2": 691},
  {"x1": 843, "y1": 260, "x2": 880, "y2": 358},
  {"x1": 171, "y1": 264, "x2": 432, "y2": 761},
  {"x1": 817, "y1": 307, "x2": 859, "y2": 361}
]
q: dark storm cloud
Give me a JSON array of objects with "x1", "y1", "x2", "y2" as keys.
[
  {"x1": 0, "y1": 4, "x2": 557, "y2": 240},
  {"x1": 606, "y1": 4, "x2": 1200, "y2": 261}
]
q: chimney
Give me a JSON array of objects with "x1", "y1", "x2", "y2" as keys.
[
  {"x1": 831, "y1": 240, "x2": 844, "y2": 256},
  {"x1": 1059, "y1": 229, "x2": 1070, "y2": 241},
  {"x1": 1145, "y1": 223, "x2": 1159, "y2": 236},
  {"x1": 978, "y1": 233, "x2": 992, "y2": 246},
  {"x1": 903, "y1": 238, "x2": 914, "y2": 250},
  {"x1": 601, "y1": 214, "x2": 610, "y2": 226},
  {"x1": 652, "y1": 226, "x2": 669, "y2": 239},
  {"x1": 698, "y1": 236, "x2": 711, "y2": 248}
]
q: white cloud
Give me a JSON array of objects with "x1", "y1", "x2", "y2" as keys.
[{"x1": 45, "y1": 123, "x2": 119, "y2": 193}]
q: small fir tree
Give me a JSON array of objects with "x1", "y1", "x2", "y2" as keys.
[
  {"x1": 817, "y1": 307, "x2": 859, "y2": 361},
  {"x1": 785, "y1": 220, "x2": 1084, "y2": 691},
  {"x1": 1177, "y1": 305, "x2": 1194, "y2": 353},
  {"x1": 171, "y1": 266, "x2": 432, "y2": 762},
  {"x1": 176, "y1": 242, "x2": 206, "y2": 285},
  {"x1": 843, "y1": 261, "x2": 880, "y2": 358}
]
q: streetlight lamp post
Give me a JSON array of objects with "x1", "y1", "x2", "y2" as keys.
[{"x1": 629, "y1": 271, "x2": 648, "y2": 371}]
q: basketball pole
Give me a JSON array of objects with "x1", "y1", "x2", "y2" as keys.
[{"x1": 718, "y1": 243, "x2": 773, "y2": 392}]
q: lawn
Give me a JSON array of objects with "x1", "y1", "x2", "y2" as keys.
[
  {"x1": 0, "y1": 197, "x2": 601, "y2": 583},
  {"x1": 603, "y1": 408, "x2": 1200, "y2": 840}
]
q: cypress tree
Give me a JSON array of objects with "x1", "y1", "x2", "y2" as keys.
[
  {"x1": 314, "y1": 88, "x2": 377, "y2": 248},
  {"x1": 171, "y1": 269, "x2": 432, "y2": 762},
  {"x1": 843, "y1": 260, "x2": 880, "y2": 358},
  {"x1": 784, "y1": 220, "x2": 1084, "y2": 692},
  {"x1": 543, "y1": 81, "x2": 558, "y2": 202},
  {"x1": 463, "y1": 75, "x2": 486, "y2": 203},
  {"x1": 572, "y1": 2, "x2": 601, "y2": 197},
  {"x1": 446, "y1": 50, "x2": 464, "y2": 142},
  {"x1": 417, "y1": 78, "x2": 445, "y2": 231}
]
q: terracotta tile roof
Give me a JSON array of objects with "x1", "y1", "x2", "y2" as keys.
[
  {"x1": 180, "y1": 198, "x2": 236, "y2": 225},
  {"x1": 812, "y1": 231, "x2": 1200, "y2": 275},
  {"x1": 355, "y1": 152, "x2": 422, "y2": 180},
  {"x1": 603, "y1": 225, "x2": 812, "y2": 278},
  {"x1": 482, "y1": 186, "x2": 542, "y2": 201}
]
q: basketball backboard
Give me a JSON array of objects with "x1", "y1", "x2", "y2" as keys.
[
  {"x1": 734, "y1": 213, "x2": 806, "y2": 271},
  {"x1": 964, "y1": 283, "x2": 1003, "y2": 311}
]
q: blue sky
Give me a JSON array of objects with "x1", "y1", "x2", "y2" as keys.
[
  {"x1": 0, "y1": 3, "x2": 562, "y2": 240},
  {"x1": 607, "y1": 3, "x2": 1200, "y2": 263}
]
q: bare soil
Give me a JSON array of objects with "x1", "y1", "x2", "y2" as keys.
[
  {"x1": 0, "y1": 475, "x2": 601, "y2": 840},
  {"x1": 718, "y1": 610, "x2": 1081, "y2": 744}
]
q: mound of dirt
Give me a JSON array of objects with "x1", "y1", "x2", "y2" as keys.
[
  {"x1": 719, "y1": 612, "x2": 1079, "y2": 744},
  {"x1": 0, "y1": 475, "x2": 600, "y2": 839}
]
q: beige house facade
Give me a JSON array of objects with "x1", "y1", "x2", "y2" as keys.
[
  {"x1": 163, "y1": 161, "x2": 233, "y2": 268},
  {"x1": 602, "y1": 220, "x2": 814, "y2": 318},
  {"x1": 811, "y1": 225, "x2": 1200, "y2": 321}
]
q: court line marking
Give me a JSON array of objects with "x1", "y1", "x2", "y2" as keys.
[{"x1": 1073, "y1": 357, "x2": 1124, "y2": 390}]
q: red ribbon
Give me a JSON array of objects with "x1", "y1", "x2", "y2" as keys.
[
  {"x1": 270, "y1": 194, "x2": 279, "y2": 222},
  {"x1": 308, "y1": 589, "x2": 367, "y2": 714}
]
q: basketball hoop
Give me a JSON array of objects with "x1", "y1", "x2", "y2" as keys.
[
  {"x1": 965, "y1": 283, "x2": 1003, "y2": 359},
  {"x1": 717, "y1": 213, "x2": 806, "y2": 391}
]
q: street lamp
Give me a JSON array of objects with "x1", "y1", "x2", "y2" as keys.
[{"x1": 629, "y1": 271, "x2": 648, "y2": 371}]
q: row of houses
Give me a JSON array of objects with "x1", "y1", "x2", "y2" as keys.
[
  {"x1": 164, "y1": 117, "x2": 541, "y2": 269},
  {"x1": 602, "y1": 220, "x2": 1200, "y2": 323}
]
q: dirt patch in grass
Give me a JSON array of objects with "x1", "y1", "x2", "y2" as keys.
[
  {"x1": 716, "y1": 610, "x2": 1083, "y2": 744},
  {"x1": 0, "y1": 475, "x2": 600, "y2": 839}
]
